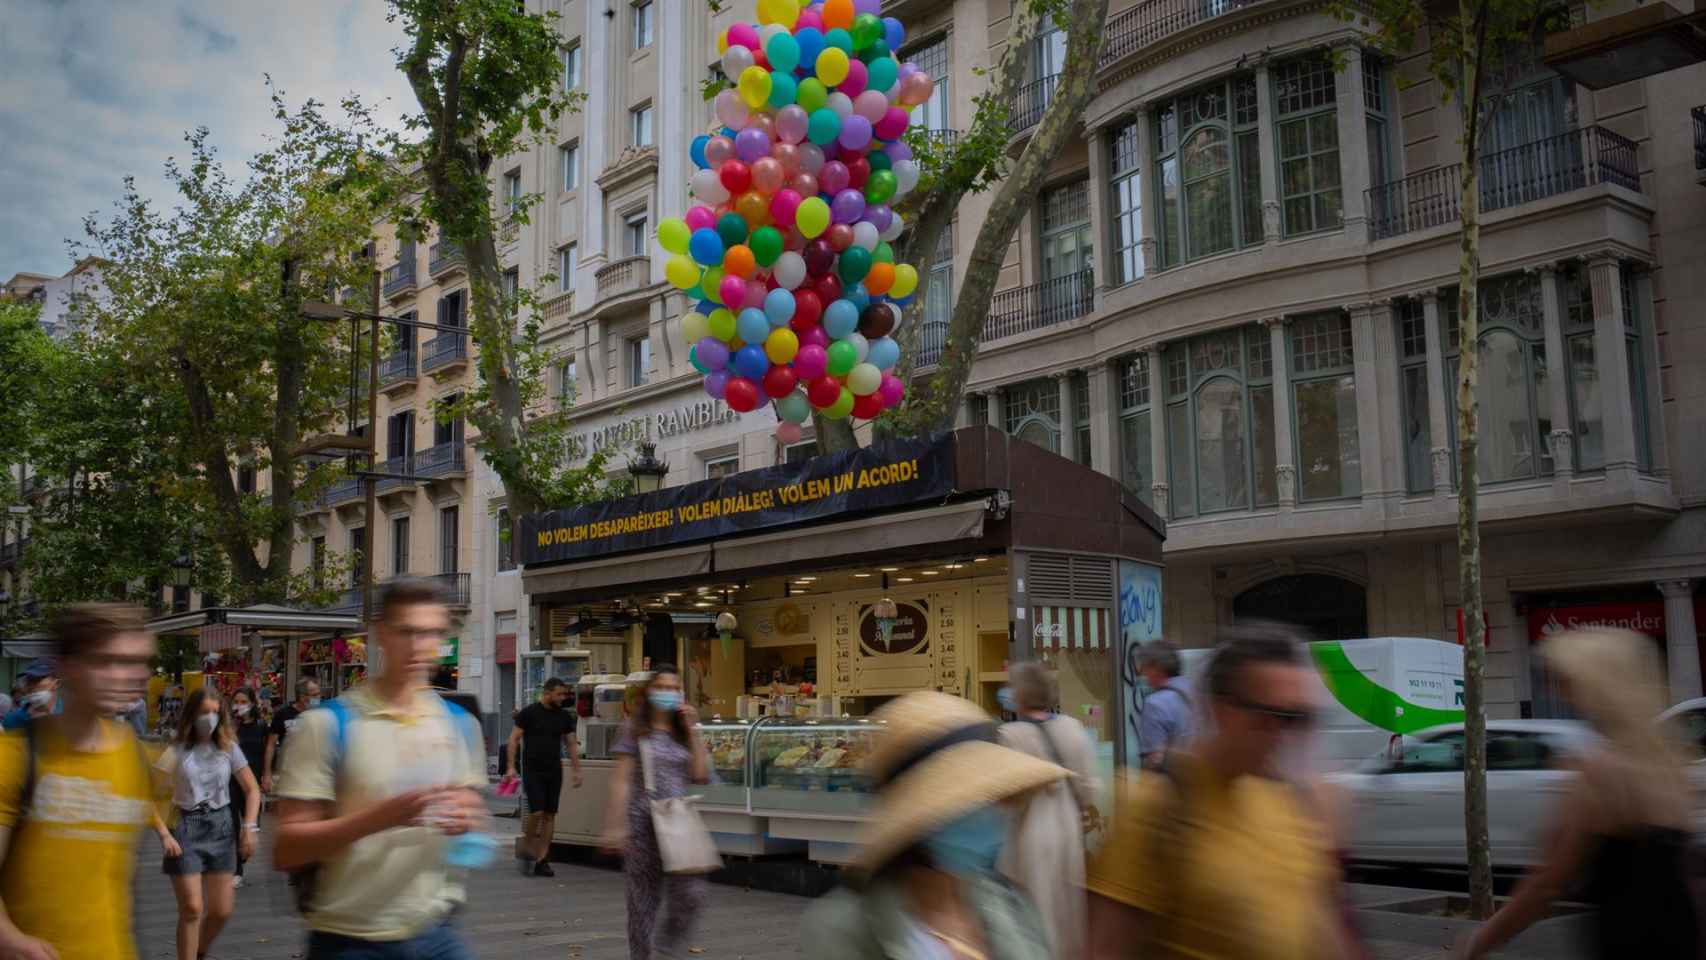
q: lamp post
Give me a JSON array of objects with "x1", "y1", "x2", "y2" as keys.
[
  {"x1": 627, "y1": 442, "x2": 670, "y2": 494},
  {"x1": 172, "y1": 552, "x2": 193, "y2": 588}
]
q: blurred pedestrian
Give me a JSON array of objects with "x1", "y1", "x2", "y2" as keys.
[
  {"x1": 229, "y1": 686, "x2": 269, "y2": 888},
  {"x1": 506, "y1": 677, "x2": 582, "y2": 878},
  {"x1": 602, "y1": 665, "x2": 711, "y2": 960},
  {"x1": 262, "y1": 679, "x2": 320, "y2": 795},
  {"x1": 0, "y1": 604, "x2": 157, "y2": 960},
  {"x1": 153, "y1": 687, "x2": 261, "y2": 960},
  {"x1": 1, "y1": 660, "x2": 58, "y2": 730},
  {"x1": 1088, "y1": 624, "x2": 1351, "y2": 959},
  {"x1": 809, "y1": 691, "x2": 1067, "y2": 960},
  {"x1": 1460, "y1": 628, "x2": 1701, "y2": 959},
  {"x1": 1136, "y1": 641, "x2": 1195, "y2": 769},
  {"x1": 995, "y1": 662, "x2": 1100, "y2": 959},
  {"x1": 272, "y1": 578, "x2": 488, "y2": 960}
]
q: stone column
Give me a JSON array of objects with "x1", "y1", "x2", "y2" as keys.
[
  {"x1": 956, "y1": 392, "x2": 974, "y2": 430},
  {"x1": 577, "y1": 322, "x2": 597, "y2": 402},
  {"x1": 654, "y1": 0, "x2": 688, "y2": 287},
  {"x1": 1145, "y1": 345, "x2": 1170, "y2": 518},
  {"x1": 1265, "y1": 317, "x2": 1297, "y2": 509},
  {"x1": 1588, "y1": 255, "x2": 1637, "y2": 483},
  {"x1": 1634, "y1": 268, "x2": 1667, "y2": 478},
  {"x1": 1085, "y1": 127, "x2": 1113, "y2": 306},
  {"x1": 988, "y1": 386, "x2": 1007, "y2": 432},
  {"x1": 1087, "y1": 361, "x2": 1118, "y2": 479},
  {"x1": 1422, "y1": 290, "x2": 1453, "y2": 495},
  {"x1": 1346, "y1": 302, "x2": 1386, "y2": 500},
  {"x1": 1535, "y1": 264, "x2": 1574, "y2": 484},
  {"x1": 1132, "y1": 101, "x2": 1160, "y2": 273},
  {"x1": 579, "y1": 0, "x2": 612, "y2": 307},
  {"x1": 1332, "y1": 42, "x2": 1370, "y2": 237},
  {"x1": 1657, "y1": 580, "x2": 1702, "y2": 702},
  {"x1": 1253, "y1": 64, "x2": 1281, "y2": 244},
  {"x1": 1054, "y1": 371, "x2": 1077, "y2": 462}
]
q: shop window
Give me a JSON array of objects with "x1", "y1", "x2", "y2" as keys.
[
  {"x1": 1274, "y1": 53, "x2": 1342, "y2": 237},
  {"x1": 1162, "y1": 327, "x2": 1276, "y2": 518},
  {"x1": 1004, "y1": 380, "x2": 1061, "y2": 454},
  {"x1": 1232, "y1": 572, "x2": 1368, "y2": 640},
  {"x1": 1289, "y1": 313, "x2": 1361, "y2": 501},
  {"x1": 1118, "y1": 355, "x2": 1153, "y2": 506},
  {"x1": 1152, "y1": 75, "x2": 1261, "y2": 268}
]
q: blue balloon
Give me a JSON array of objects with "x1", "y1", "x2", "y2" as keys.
[
  {"x1": 868, "y1": 336, "x2": 900, "y2": 371},
  {"x1": 882, "y1": 17, "x2": 905, "y2": 51},
  {"x1": 733, "y1": 344, "x2": 770, "y2": 380},
  {"x1": 736, "y1": 308, "x2": 771, "y2": 345},
  {"x1": 720, "y1": 125, "x2": 739, "y2": 138},
  {"x1": 690, "y1": 134, "x2": 711, "y2": 170},
  {"x1": 890, "y1": 293, "x2": 915, "y2": 308},
  {"x1": 795, "y1": 28, "x2": 826, "y2": 74},
  {"x1": 823, "y1": 298, "x2": 859, "y2": 339},
  {"x1": 689, "y1": 228, "x2": 725, "y2": 267},
  {"x1": 697, "y1": 299, "x2": 718, "y2": 316},
  {"x1": 845, "y1": 283, "x2": 871, "y2": 311},
  {"x1": 763, "y1": 288, "x2": 797, "y2": 327}
]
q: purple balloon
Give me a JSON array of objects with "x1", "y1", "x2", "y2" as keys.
[
  {"x1": 885, "y1": 140, "x2": 912, "y2": 163},
  {"x1": 696, "y1": 336, "x2": 730, "y2": 372},
  {"x1": 837, "y1": 114, "x2": 873, "y2": 150},
  {"x1": 736, "y1": 127, "x2": 771, "y2": 164},
  {"x1": 865, "y1": 204, "x2": 893, "y2": 233},
  {"x1": 704, "y1": 370, "x2": 731, "y2": 400},
  {"x1": 853, "y1": 0, "x2": 881, "y2": 14},
  {"x1": 800, "y1": 325, "x2": 831, "y2": 349},
  {"x1": 831, "y1": 189, "x2": 866, "y2": 224},
  {"x1": 896, "y1": 63, "x2": 918, "y2": 82}
]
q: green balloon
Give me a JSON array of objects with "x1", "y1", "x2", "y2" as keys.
[
  {"x1": 837, "y1": 245, "x2": 873, "y2": 284},
  {"x1": 707, "y1": 307, "x2": 737, "y2": 342},
  {"x1": 851, "y1": 14, "x2": 882, "y2": 50},
  {"x1": 861, "y1": 40, "x2": 890, "y2": 63},
  {"x1": 874, "y1": 241, "x2": 895, "y2": 264},
  {"x1": 750, "y1": 226, "x2": 784, "y2": 267},
  {"x1": 688, "y1": 344, "x2": 708, "y2": 375},
  {"x1": 866, "y1": 57, "x2": 898, "y2": 94},
  {"x1": 797, "y1": 77, "x2": 829, "y2": 113},
  {"x1": 776, "y1": 390, "x2": 811, "y2": 424},
  {"x1": 825, "y1": 387, "x2": 856, "y2": 420},
  {"x1": 868, "y1": 149, "x2": 892, "y2": 171},
  {"x1": 826, "y1": 340, "x2": 858, "y2": 377},
  {"x1": 865, "y1": 169, "x2": 898, "y2": 205},
  {"x1": 716, "y1": 212, "x2": 749, "y2": 248}
]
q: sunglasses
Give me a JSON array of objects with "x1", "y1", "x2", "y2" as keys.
[{"x1": 1227, "y1": 695, "x2": 1315, "y2": 729}]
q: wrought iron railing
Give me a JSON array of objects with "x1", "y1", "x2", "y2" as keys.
[
  {"x1": 421, "y1": 332, "x2": 468, "y2": 373},
  {"x1": 428, "y1": 241, "x2": 464, "y2": 276},
  {"x1": 322, "y1": 478, "x2": 362, "y2": 506},
  {"x1": 426, "y1": 572, "x2": 472, "y2": 607},
  {"x1": 1102, "y1": 0, "x2": 1270, "y2": 65},
  {"x1": 382, "y1": 257, "x2": 417, "y2": 298},
  {"x1": 985, "y1": 271, "x2": 1095, "y2": 341},
  {"x1": 916, "y1": 321, "x2": 950, "y2": 368},
  {"x1": 414, "y1": 441, "x2": 466, "y2": 478},
  {"x1": 596, "y1": 256, "x2": 649, "y2": 301},
  {"x1": 1693, "y1": 105, "x2": 1705, "y2": 173},
  {"x1": 379, "y1": 349, "x2": 416, "y2": 386},
  {"x1": 1367, "y1": 126, "x2": 1642, "y2": 241},
  {"x1": 376, "y1": 454, "x2": 416, "y2": 494},
  {"x1": 1010, "y1": 75, "x2": 1059, "y2": 133}
]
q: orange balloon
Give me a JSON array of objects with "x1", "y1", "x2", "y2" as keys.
[
  {"x1": 864, "y1": 261, "x2": 896, "y2": 296},
  {"x1": 735, "y1": 190, "x2": 771, "y2": 228},
  {"x1": 723, "y1": 244, "x2": 757, "y2": 279},
  {"x1": 822, "y1": 0, "x2": 854, "y2": 31}
]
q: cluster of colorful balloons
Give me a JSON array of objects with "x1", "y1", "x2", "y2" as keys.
[{"x1": 655, "y1": 0, "x2": 932, "y2": 443}]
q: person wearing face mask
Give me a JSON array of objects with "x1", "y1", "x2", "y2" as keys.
[
  {"x1": 602, "y1": 665, "x2": 711, "y2": 960},
  {"x1": 227, "y1": 687, "x2": 267, "y2": 889},
  {"x1": 263, "y1": 679, "x2": 320, "y2": 795},
  {"x1": 0, "y1": 661, "x2": 58, "y2": 731},
  {"x1": 153, "y1": 687, "x2": 262, "y2": 960},
  {"x1": 808, "y1": 691, "x2": 1067, "y2": 960}
]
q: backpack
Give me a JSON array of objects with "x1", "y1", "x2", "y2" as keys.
[{"x1": 288, "y1": 693, "x2": 482, "y2": 915}]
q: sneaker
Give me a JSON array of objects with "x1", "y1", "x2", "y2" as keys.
[
  {"x1": 232, "y1": 876, "x2": 245, "y2": 889},
  {"x1": 534, "y1": 861, "x2": 555, "y2": 878},
  {"x1": 517, "y1": 855, "x2": 536, "y2": 877}
]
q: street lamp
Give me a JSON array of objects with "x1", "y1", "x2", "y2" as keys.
[
  {"x1": 627, "y1": 442, "x2": 670, "y2": 494},
  {"x1": 172, "y1": 552, "x2": 193, "y2": 589}
]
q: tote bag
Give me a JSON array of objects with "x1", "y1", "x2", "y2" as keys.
[{"x1": 639, "y1": 737, "x2": 722, "y2": 875}]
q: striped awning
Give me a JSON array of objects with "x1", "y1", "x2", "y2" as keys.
[
  {"x1": 200, "y1": 623, "x2": 243, "y2": 654},
  {"x1": 1029, "y1": 606, "x2": 1110, "y2": 652}
]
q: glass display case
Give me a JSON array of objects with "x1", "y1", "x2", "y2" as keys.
[
  {"x1": 749, "y1": 717, "x2": 886, "y2": 816},
  {"x1": 696, "y1": 717, "x2": 756, "y2": 808}
]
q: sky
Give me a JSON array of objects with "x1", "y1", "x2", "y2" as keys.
[{"x1": 0, "y1": 0, "x2": 416, "y2": 277}]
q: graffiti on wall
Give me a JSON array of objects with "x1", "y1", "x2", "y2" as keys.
[{"x1": 1116, "y1": 561, "x2": 1164, "y2": 769}]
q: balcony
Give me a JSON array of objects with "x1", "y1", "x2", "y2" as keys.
[
  {"x1": 382, "y1": 257, "x2": 417, "y2": 300},
  {"x1": 541, "y1": 290, "x2": 575, "y2": 327},
  {"x1": 916, "y1": 321, "x2": 949, "y2": 369},
  {"x1": 595, "y1": 256, "x2": 649, "y2": 302},
  {"x1": 379, "y1": 349, "x2": 417, "y2": 392},
  {"x1": 314, "y1": 587, "x2": 363, "y2": 614},
  {"x1": 322, "y1": 477, "x2": 363, "y2": 508},
  {"x1": 1693, "y1": 105, "x2": 1705, "y2": 183},
  {"x1": 421, "y1": 332, "x2": 468, "y2": 374},
  {"x1": 414, "y1": 441, "x2": 466, "y2": 480},
  {"x1": 429, "y1": 241, "x2": 464, "y2": 279},
  {"x1": 1366, "y1": 126, "x2": 1641, "y2": 241},
  {"x1": 375, "y1": 454, "x2": 417, "y2": 496},
  {"x1": 986, "y1": 271, "x2": 1095, "y2": 342},
  {"x1": 1009, "y1": 75, "x2": 1059, "y2": 134},
  {"x1": 1102, "y1": 0, "x2": 1274, "y2": 67},
  {"x1": 425, "y1": 571, "x2": 472, "y2": 609},
  {"x1": 19, "y1": 474, "x2": 47, "y2": 499}
]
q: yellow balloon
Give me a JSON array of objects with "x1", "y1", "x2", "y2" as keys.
[
  {"x1": 756, "y1": 0, "x2": 795, "y2": 25},
  {"x1": 816, "y1": 47, "x2": 850, "y2": 87},
  {"x1": 765, "y1": 327, "x2": 800, "y2": 364},
  {"x1": 890, "y1": 263, "x2": 919, "y2": 299},
  {"x1": 681, "y1": 310, "x2": 711, "y2": 344},
  {"x1": 738, "y1": 66, "x2": 773, "y2": 110},
  {"x1": 717, "y1": 30, "x2": 729, "y2": 55}
]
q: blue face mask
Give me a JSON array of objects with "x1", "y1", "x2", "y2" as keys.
[
  {"x1": 995, "y1": 687, "x2": 1015, "y2": 712},
  {"x1": 649, "y1": 690, "x2": 682, "y2": 712},
  {"x1": 923, "y1": 805, "x2": 1010, "y2": 875}
]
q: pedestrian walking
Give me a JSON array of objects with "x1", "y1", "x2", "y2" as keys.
[
  {"x1": 0, "y1": 660, "x2": 58, "y2": 731},
  {"x1": 1460, "y1": 628, "x2": 1701, "y2": 959},
  {"x1": 153, "y1": 687, "x2": 262, "y2": 960},
  {"x1": 272, "y1": 578, "x2": 488, "y2": 960},
  {"x1": 505, "y1": 677, "x2": 582, "y2": 878},
  {"x1": 1134, "y1": 641, "x2": 1195, "y2": 769},
  {"x1": 228, "y1": 686, "x2": 269, "y2": 888},
  {"x1": 262, "y1": 679, "x2": 320, "y2": 795},
  {"x1": 808, "y1": 691, "x2": 1067, "y2": 960},
  {"x1": 601, "y1": 665, "x2": 711, "y2": 960},
  {"x1": 0, "y1": 604, "x2": 158, "y2": 960},
  {"x1": 995, "y1": 663, "x2": 1100, "y2": 959},
  {"x1": 1088, "y1": 624, "x2": 1353, "y2": 959}
]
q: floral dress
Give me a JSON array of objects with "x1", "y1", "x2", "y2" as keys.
[{"x1": 614, "y1": 728, "x2": 707, "y2": 960}]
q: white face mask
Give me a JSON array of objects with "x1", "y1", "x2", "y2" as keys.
[
  {"x1": 233, "y1": 703, "x2": 252, "y2": 718},
  {"x1": 194, "y1": 713, "x2": 219, "y2": 738},
  {"x1": 23, "y1": 690, "x2": 53, "y2": 709}
]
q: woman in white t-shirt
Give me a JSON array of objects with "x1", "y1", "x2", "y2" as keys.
[{"x1": 151, "y1": 687, "x2": 262, "y2": 960}]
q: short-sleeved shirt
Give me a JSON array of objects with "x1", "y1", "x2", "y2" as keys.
[
  {"x1": 614, "y1": 728, "x2": 693, "y2": 812},
  {"x1": 1086, "y1": 761, "x2": 1335, "y2": 960},
  {"x1": 1139, "y1": 678, "x2": 1196, "y2": 760},
  {"x1": 513, "y1": 702, "x2": 576, "y2": 771},
  {"x1": 276, "y1": 686, "x2": 485, "y2": 941},
  {"x1": 0, "y1": 718, "x2": 155, "y2": 960},
  {"x1": 234, "y1": 719, "x2": 267, "y2": 780},
  {"x1": 156, "y1": 741, "x2": 248, "y2": 811},
  {"x1": 268, "y1": 703, "x2": 305, "y2": 767}
]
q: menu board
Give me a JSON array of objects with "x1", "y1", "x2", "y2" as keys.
[
  {"x1": 832, "y1": 608, "x2": 853, "y2": 694},
  {"x1": 936, "y1": 595, "x2": 962, "y2": 695}
]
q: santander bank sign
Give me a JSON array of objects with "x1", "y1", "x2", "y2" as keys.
[{"x1": 1526, "y1": 601, "x2": 1668, "y2": 644}]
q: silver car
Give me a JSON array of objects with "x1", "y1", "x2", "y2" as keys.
[{"x1": 1330, "y1": 720, "x2": 1599, "y2": 869}]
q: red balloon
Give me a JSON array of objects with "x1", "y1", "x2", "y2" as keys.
[
  {"x1": 720, "y1": 161, "x2": 752, "y2": 195},
  {"x1": 807, "y1": 376, "x2": 842, "y2": 408},
  {"x1": 852, "y1": 392, "x2": 883, "y2": 420},
  {"x1": 762, "y1": 365, "x2": 799, "y2": 399},
  {"x1": 804, "y1": 239, "x2": 835, "y2": 276},
  {"x1": 813, "y1": 274, "x2": 843, "y2": 305},
  {"x1": 724, "y1": 376, "x2": 762, "y2": 413},
  {"x1": 826, "y1": 223, "x2": 855, "y2": 253},
  {"x1": 784, "y1": 227, "x2": 807, "y2": 251},
  {"x1": 845, "y1": 156, "x2": 871, "y2": 191},
  {"x1": 791, "y1": 289, "x2": 824, "y2": 330}
]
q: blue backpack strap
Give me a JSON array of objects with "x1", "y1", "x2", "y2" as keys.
[
  {"x1": 439, "y1": 698, "x2": 484, "y2": 773},
  {"x1": 322, "y1": 697, "x2": 352, "y2": 787}
]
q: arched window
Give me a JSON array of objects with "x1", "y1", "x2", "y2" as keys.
[
  {"x1": 1004, "y1": 379, "x2": 1061, "y2": 454},
  {"x1": 1232, "y1": 574, "x2": 1368, "y2": 641},
  {"x1": 1162, "y1": 327, "x2": 1276, "y2": 518},
  {"x1": 1442, "y1": 273, "x2": 1553, "y2": 483}
]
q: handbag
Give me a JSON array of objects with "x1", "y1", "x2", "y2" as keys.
[{"x1": 638, "y1": 736, "x2": 722, "y2": 875}]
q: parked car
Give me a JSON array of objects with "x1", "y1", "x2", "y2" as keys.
[
  {"x1": 1656, "y1": 696, "x2": 1706, "y2": 833},
  {"x1": 1329, "y1": 720, "x2": 1599, "y2": 869}
]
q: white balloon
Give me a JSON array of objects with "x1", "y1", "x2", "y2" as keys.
[
  {"x1": 846, "y1": 332, "x2": 869, "y2": 363},
  {"x1": 680, "y1": 310, "x2": 711, "y2": 344},
  {"x1": 852, "y1": 221, "x2": 880, "y2": 251},
  {"x1": 799, "y1": 143, "x2": 826, "y2": 175},
  {"x1": 893, "y1": 160, "x2": 921, "y2": 197},
  {"x1": 773, "y1": 251, "x2": 807, "y2": 290},
  {"x1": 692, "y1": 168, "x2": 730, "y2": 204},
  {"x1": 760, "y1": 24, "x2": 788, "y2": 46},
  {"x1": 827, "y1": 92, "x2": 854, "y2": 120},
  {"x1": 721, "y1": 46, "x2": 755, "y2": 80},
  {"x1": 879, "y1": 211, "x2": 905, "y2": 242}
]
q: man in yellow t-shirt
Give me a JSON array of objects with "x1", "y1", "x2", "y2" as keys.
[
  {"x1": 0, "y1": 605, "x2": 158, "y2": 960},
  {"x1": 1087, "y1": 626, "x2": 1346, "y2": 960}
]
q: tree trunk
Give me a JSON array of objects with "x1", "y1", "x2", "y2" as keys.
[{"x1": 1455, "y1": 18, "x2": 1494, "y2": 920}]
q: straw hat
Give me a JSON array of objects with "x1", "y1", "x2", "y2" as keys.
[{"x1": 853, "y1": 691, "x2": 1067, "y2": 872}]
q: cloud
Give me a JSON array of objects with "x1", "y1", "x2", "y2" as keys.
[{"x1": 0, "y1": 0, "x2": 415, "y2": 276}]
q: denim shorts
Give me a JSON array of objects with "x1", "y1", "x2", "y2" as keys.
[
  {"x1": 306, "y1": 923, "x2": 474, "y2": 960},
  {"x1": 163, "y1": 805, "x2": 237, "y2": 875}
]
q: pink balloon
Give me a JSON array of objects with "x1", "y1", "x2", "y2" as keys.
[
  {"x1": 798, "y1": 142, "x2": 826, "y2": 175},
  {"x1": 727, "y1": 22, "x2": 761, "y2": 50},
  {"x1": 718, "y1": 274, "x2": 746, "y2": 308},
  {"x1": 705, "y1": 135, "x2": 737, "y2": 167},
  {"x1": 752, "y1": 157, "x2": 785, "y2": 193},
  {"x1": 878, "y1": 373, "x2": 905, "y2": 407},
  {"x1": 790, "y1": 172, "x2": 819, "y2": 198},
  {"x1": 800, "y1": 325, "x2": 831, "y2": 350},
  {"x1": 715, "y1": 90, "x2": 749, "y2": 129},
  {"x1": 770, "y1": 188, "x2": 802, "y2": 227},
  {"x1": 775, "y1": 105, "x2": 809, "y2": 145},
  {"x1": 742, "y1": 279, "x2": 767, "y2": 309},
  {"x1": 874, "y1": 107, "x2": 909, "y2": 140},
  {"x1": 775, "y1": 421, "x2": 803, "y2": 445},
  {"x1": 772, "y1": 142, "x2": 802, "y2": 174},
  {"x1": 840, "y1": 59, "x2": 869, "y2": 97},
  {"x1": 853, "y1": 90, "x2": 889, "y2": 123},
  {"x1": 795, "y1": 8, "x2": 824, "y2": 30},
  {"x1": 898, "y1": 71, "x2": 934, "y2": 106},
  {"x1": 793, "y1": 344, "x2": 829, "y2": 380},
  {"x1": 685, "y1": 206, "x2": 717, "y2": 231},
  {"x1": 750, "y1": 113, "x2": 775, "y2": 142},
  {"x1": 820, "y1": 161, "x2": 850, "y2": 195}
]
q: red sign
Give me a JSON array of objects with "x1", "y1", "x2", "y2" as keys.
[
  {"x1": 1456, "y1": 609, "x2": 1492, "y2": 647},
  {"x1": 1526, "y1": 601, "x2": 1666, "y2": 644}
]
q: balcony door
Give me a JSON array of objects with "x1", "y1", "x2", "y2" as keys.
[
  {"x1": 439, "y1": 506, "x2": 459, "y2": 575},
  {"x1": 1479, "y1": 59, "x2": 1572, "y2": 210},
  {"x1": 387, "y1": 411, "x2": 414, "y2": 463},
  {"x1": 1040, "y1": 181, "x2": 1092, "y2": 322}
]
